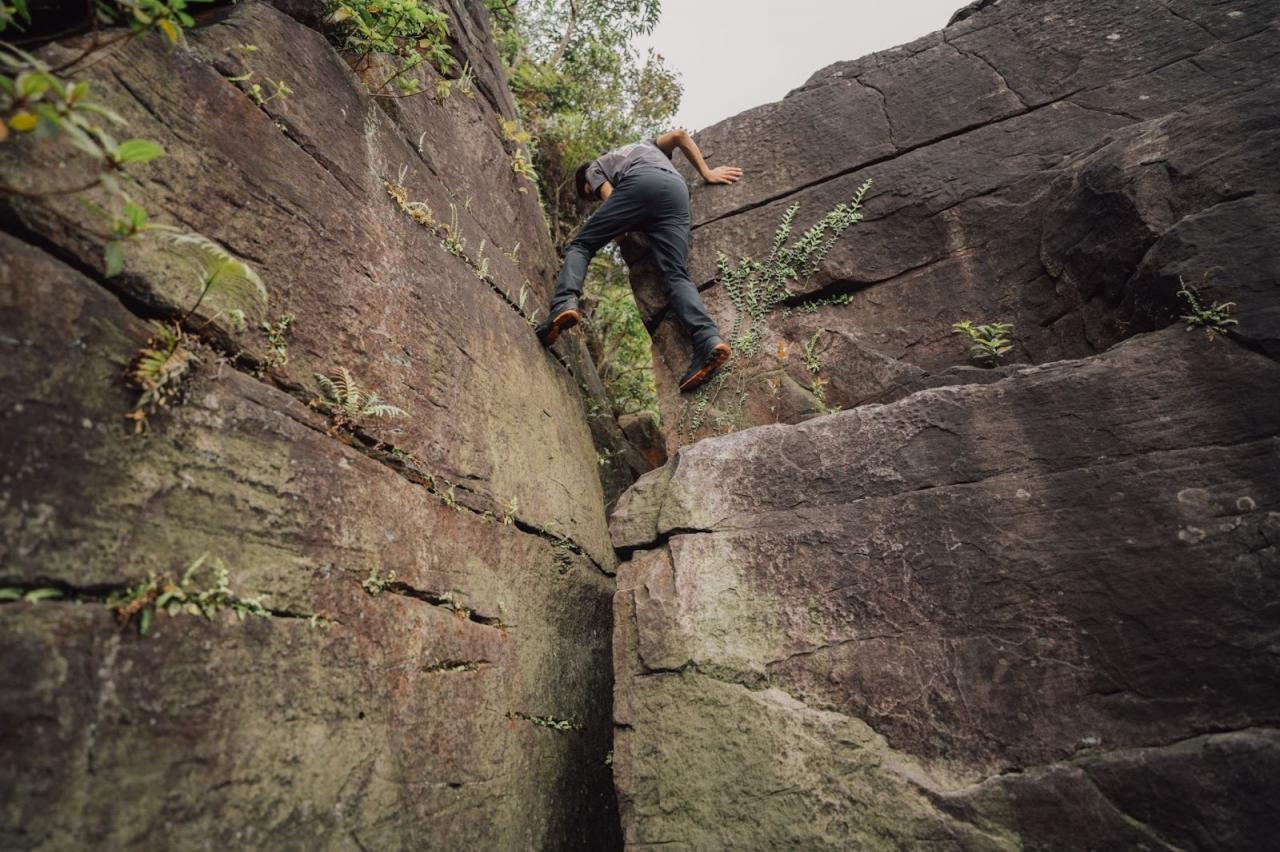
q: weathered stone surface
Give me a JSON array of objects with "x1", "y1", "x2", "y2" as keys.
[
  {"x1": 0, "y1": 2, "x2": 625, "y2": 847},
  {"x1": 0, "y1": 1, "x2": 619, "y2": 568},
  {"x1": 631, "y1": 0, "x2": 1280, "y2": 451},
  {"x1": 1, "y1": 231, "x2": 620, "y2": 849},
  {"x1": 611, "y1": 3, "x2": 1280, "y2": 843},
  {"x1": 612, "y1": 328, "x2": 1280, "y2": 848},
  {"x1": 618, "y1": 413, "x2": 667, "y2": 474}
]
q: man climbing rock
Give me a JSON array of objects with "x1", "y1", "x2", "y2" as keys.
[{"x1": 535, "y1": 130, "x2": 743, "y2": 393}]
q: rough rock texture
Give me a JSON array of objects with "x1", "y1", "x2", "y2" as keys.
[
  {"x1": 611, "y1": 0, "x2": 1280, "y2": 848},
  {"x1": 613, "y1": 328, "x2": 1280, "y2": 849},
  {"x1": 1, "y1": 2, "x2": 625, "y2": 848},
  {"x1": 628, "y1": 0, "x2": 1280, "y2": 451}
]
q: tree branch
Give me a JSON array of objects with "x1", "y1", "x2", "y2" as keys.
[{"x1": 549, "y1": 0, "x2": 577, "y2": 66}]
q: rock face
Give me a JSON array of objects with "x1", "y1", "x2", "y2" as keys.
[
  {"x1": 629, "y1": 0, "x2": 1280, "y2": 452},
  {"x1": 1, "y1": 2, "x2": 624, "y2": 848},
  {"x1": 612, "y1": 0, "x2": 1280, "y2": 848}
]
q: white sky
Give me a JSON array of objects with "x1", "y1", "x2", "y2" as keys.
[{"x1": 636, "y1": 0, "x2": 965, "y2": 131}]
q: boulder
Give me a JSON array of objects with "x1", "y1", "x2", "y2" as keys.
[{"x1": 612, "y1": 329, "x2": 1280, "y2": 849}]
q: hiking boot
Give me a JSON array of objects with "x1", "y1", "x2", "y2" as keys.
[
  {"x1": 536, "y1": 303, "x2": 581, "y2": 347},
  {"x1": 679, "y1": 338, "x2": 731, "y2": 393}
]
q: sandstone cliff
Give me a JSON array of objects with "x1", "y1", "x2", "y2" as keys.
[
  {"x1": 612, "y1": 0, "x2": 1280, "y2": 848},
  {"x1": 1, "y1": 1, "x2": 627, "y2": 847}
]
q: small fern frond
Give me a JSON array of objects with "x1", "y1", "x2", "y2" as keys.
[{"x1": 166, "y1": 232, "x2": 268, "y2": 315}]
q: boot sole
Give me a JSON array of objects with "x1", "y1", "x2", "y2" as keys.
[
  {"x1": 539, "y1": 309, "x2": 581, "y2": 346},
  {"x1": 679, "y1": 343, "x2": 732, "y2": 393}
]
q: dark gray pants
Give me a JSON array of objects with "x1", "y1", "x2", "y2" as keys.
[{"x1": 550, "y1": 167, "x2": 722, "y2": 354}]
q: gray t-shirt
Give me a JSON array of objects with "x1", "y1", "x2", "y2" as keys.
[{"x1": 585, "y1": 139, "x2": 679, "y2": 193}]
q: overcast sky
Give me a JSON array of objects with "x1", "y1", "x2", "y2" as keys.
[{"x1": 635, "y1": 0, "x2": 965, "y2": 131}]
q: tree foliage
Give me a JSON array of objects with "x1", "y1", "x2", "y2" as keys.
[
  {"x1": 581, "y1": 249, "x2": 656, "y2": 417},
  {"x1": 484, "y1": 0, "x2": 678, "y2": 418},
  {"x1": 484, "y1": 0, "x2": 680, "y2": 241}
]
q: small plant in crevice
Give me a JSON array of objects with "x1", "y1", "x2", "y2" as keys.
[
  {"x1": 441, "y1": 202, "x2": 467, "y2": 257},
  {"x1": 516, "y1": 281, "x2": 540, "y2": 327},
  {"x1": 678, "y1": 179, "x2": 872, "y2": 442},
  {"x1": 361, "y1": 566, "x2": 397, "y2": 595},
  {"x1": 1177, "y1": 275, "x2": 1238, "y2": 340},
  {"x1": 245, "y1": 76, "x2": 294, "y2": 108},
  {"x1": 952, "y1": 320, "x2": 1014, "y2": 367},
  {"x1": 510, "y1": 148, "x2": 538, "y2": 191},
  {"x1": 258, "y1": 312, "x2": 295, "y2": 372},
  {"x1": 107, "y1": 554, "x2": 269, "y2": 637},
  {"x1": 312, "y1": 366, "x2": 409, "y2": 432},
  {"x1": 501, "y1": 495, "x2": 518, "y2": 525},
  {"x1": 801, "y1": 330, "x2": 835, "y2": 416},
  {"x1": 432, "y1": 61, "x2": 475, "y2": 103},
  {"x1": 438, "y1": 481, "x2": 464, "y2": 513},
  {"x1": 507, "y1": 710, "x2": 576, "y2": 731},
  {"x1": 125, "y1": 321, "x2": 197, "y2": 433},
  {"x1": 164, "y1": 232, "x2": 268, "y2": 320},
  {"x1": 0, "y1": 586, "x2": 63, "y2": 602}
]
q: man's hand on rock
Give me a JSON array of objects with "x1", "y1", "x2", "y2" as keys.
[{"x1": 705, "y1": 165, "x2": 743, "y2": 185}]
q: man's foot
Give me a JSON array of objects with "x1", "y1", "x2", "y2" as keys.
[
  {"x1": 536, "y1": 305, "x2": 581, "y2": 347},
  {"x1": 679, "y1": 339, "x2": 732, "y2": 393}
]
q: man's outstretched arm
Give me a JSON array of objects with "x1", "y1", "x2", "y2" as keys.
[{"x1": 655, "y1": 129, "x2": 743, "y2": 185}]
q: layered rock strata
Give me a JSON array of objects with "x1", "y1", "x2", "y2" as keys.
[
  {"x1": 1, "y1": 1, "x2": 624, "y2": 847},
  {"x1": 627, "y1": 0, "x2": 1280, "y2": 451},
  {"x1": 612, "y1": 0, "x2": 1280, "y2": 847}
]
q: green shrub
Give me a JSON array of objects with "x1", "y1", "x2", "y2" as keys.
[
  {"x1": 951, "y1": 320, "x2": 1013, "y2": 367},
  {"x1": 1177, "y1": 276, "x2": 1237, "y2": 340}
]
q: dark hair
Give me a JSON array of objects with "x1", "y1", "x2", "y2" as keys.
[{"x1": 574, "y1": 162, "x2": 594, "y2": 199}]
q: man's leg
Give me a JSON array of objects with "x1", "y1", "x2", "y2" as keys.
[
  {"x1": 549, "y1": 189, "x2": 645, "y2": 313},
  {"x1": 539, "y1": 185, "x2": 646, "y2": 346},
  {"x1": 643, "y1": 214, "x2": 722, "y2": 354}
]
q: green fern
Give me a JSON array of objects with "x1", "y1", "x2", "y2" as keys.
[
  {"x1": 313, "y1": 366, "x2": 409, "y2": 428},
  {"x1": 164, "y1": 232, "x2": 268, "y2": 319},
  {"x1": 126, "y1": 321, "x2": 196, "y2": 432},
  {"x1": 680, "y1": 179, "x2": 872, "y2": 441},
  {"x1": 107, "y1": 554, "x2": 270, "y2": 636},
  {"x1": 1177, "y1": 276, "x2": 1238, "y2": 340}
]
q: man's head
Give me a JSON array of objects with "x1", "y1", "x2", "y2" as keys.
[{"x1": 575, "y1": 162, "x2": 595, "y2": 200}]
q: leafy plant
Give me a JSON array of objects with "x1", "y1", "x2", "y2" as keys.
[
  {"x1": 1177, "y1": 276, "x2": 1238, "y2": 340},
  {"x1": 501, "y1": 495, "x2": 518, "y2": 525},
  {"x1": 259, "y1": 312, "x2": 295, "y2": 370},
  {"x1": 125, "y1": 321, "x2": 196, "y2": 432},
  {"x1": 507, "y1": 710, "x2": 576, "y2": 731},
  {"x1": 951, "y1": 320, "x2": 1013, "y2": 367},
  {"x1": 678, "y1": 181, "x2": 872, "y2": 439},
  {"x1": 323, "y1": 0, "x2": 455, "y2": 97},
  {"x1": 0, "y1": 586, "x2": 63, "y2": 602},
  {"x1": 361, "y1": 566, "x2": 397, "y2": 595},
  {"x1": 107, "y1": 0, "x2": 204, "y2": 44},
  {"x1": 581, "y1": 250, "x2": 657, "y2": 417},
  {"x1": 163, "y1": 232, "x2": 268, "y2": 320},
  {"x1": 1, "y1": 46, "x2": 159, "y2": 192},
  {"x1": 108, "y1": 554, "x2": 269, "y2": 636},
  {"x1": 313, "y1": 366, "x2": 409, "y2": 430}
]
